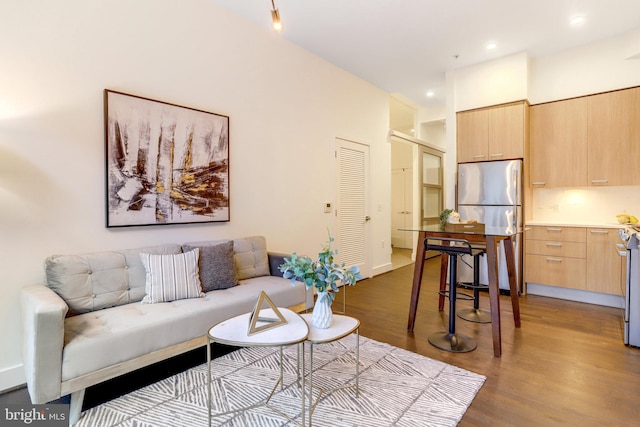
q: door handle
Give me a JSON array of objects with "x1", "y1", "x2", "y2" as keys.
[{"x1": 365, "y1": 216, "x2": 371, "y2": 221}]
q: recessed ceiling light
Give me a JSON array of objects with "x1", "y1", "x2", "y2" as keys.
[
  {"x1": 426, "y1": 91, "x2": 435, "y2": 98},
  {"x1": 570, "y1": 15, "x2": 585, "y2": 26},
  {"x1": 486, "y1": 42, "x2": 497, "y2": 50}
]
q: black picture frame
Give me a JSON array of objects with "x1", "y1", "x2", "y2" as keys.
[{"x1": 104, "y1": 90, "x2": 230, "y2": 227}]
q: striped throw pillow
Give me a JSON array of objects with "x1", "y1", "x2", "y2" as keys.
[{"x1": 140, "y1": 249, "x2": 204, "y2": 303}]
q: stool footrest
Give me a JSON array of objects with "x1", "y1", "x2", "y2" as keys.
[
  {"x1": 458, "y1": 281, "x2": 489, "y2": 291},
  {"x1": 438, "y1": 289, "x2": 474, "y2": 301}
]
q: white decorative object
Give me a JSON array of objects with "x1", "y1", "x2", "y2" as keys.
[
  {"x1": 448, "y1": 211, "x2": 461, "y2": 223},
  {"x1": 311, "y1": 291, "x2": 333, "y2": 329}
]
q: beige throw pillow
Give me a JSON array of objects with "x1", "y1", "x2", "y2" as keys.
[{"x1": 140, "y1": 249, "x2": 204, "y2": 303}]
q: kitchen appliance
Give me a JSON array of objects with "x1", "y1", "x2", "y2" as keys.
[
  {"x1": 618, "y1": 227, "x2": 640, "y2": 347},
  {"x1": 456, "y1": 159, "x2": 523, "y2": 294}
]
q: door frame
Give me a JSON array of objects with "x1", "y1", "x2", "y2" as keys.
[{"x1": 389, "y1": 131, "x2": 445, "y2": 260}]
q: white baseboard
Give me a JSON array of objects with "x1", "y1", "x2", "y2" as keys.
[
  {"x1": 0, "y1": 364, "x2": 26, "y2": 393},
  {"x1": 527, "y1": 283, "x2": 625, "y2": 309},
  {"x1": 372, "y1": 262, "x2": 392, "y2": 277}
]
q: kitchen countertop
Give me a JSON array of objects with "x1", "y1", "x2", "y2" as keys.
[{"x1": 525, "y1": 220, "x2": 626, "y2": 229}]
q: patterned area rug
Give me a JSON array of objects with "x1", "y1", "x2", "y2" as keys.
[{"x1": 76, "y1": 336, "x2": 485, "y2": 426}]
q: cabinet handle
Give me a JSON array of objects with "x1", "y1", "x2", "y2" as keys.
[
  {"x1": 546, "y1": 257, "x2": 563, "y2": 262},
  {"x1": 473, "y1": 154, "x2": 486, "y2": 159},
  {"x1": 546, "y1": 228, "x2": 562, "y2": 232},
  {"x1": 490, "y1": 153, "x2": 504, "y2": 157},
  {"x1": 532, "y1": 181, "x2": 546, "y2": 186},
  {"x1": 590, "y1": 230, "x2": 608, "y2": 234},
  {"x1": 546, "y1": 243, "x2": 562, "y2": 247},
  {"x1": 591, "y1": 179, "x2": 609, "y2": 184}
]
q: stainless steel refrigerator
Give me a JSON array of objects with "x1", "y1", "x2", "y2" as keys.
[{"x1": 456, "y1": 159, "x2": 523, "y2": 294}]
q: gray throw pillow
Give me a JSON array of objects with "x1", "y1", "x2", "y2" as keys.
[{"x1": 182, "y1": 241, "x2": 238, "y2": 292}]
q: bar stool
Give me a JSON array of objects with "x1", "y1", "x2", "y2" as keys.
[
  {"x1": 426, "y1": 237, "x2": 482, "y2": 353},
  {"x1": 457, "y1": 246, "x2": 492, "y2": 323}
]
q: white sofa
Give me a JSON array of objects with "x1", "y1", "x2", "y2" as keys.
[{"x1": 20, "y1": 236, "x2": 312, "y2": 424}]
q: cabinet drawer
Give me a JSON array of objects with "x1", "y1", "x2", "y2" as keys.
[
  {"x1": 525, "y1": 254, "x2": 587, "y2": 290},
  {"x1": 525, "y1": 240, "x2": 586, "y2": 258},
  {"x1": 526, "y1": 226, "x2": 586, "y2": 242}
]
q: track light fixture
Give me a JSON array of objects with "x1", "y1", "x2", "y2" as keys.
[{"x1": 271, "y1": 0, "x2": 283, "y2": 32}]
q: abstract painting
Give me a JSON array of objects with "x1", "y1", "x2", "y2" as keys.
[{"x1": 104, "y1": 90, "x2": 229, "y2": 227}]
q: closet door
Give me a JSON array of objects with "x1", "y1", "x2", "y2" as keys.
[{"x1": 335, "y1": 138, "x2": 370, "y2": 278}]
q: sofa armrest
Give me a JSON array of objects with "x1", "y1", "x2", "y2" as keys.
[
  {"x1": 21, "y1": 285, "x2": 68, "y2": 404},
  {"x1": 268, "y1": 252, "x2": 289, "y2": 277}
]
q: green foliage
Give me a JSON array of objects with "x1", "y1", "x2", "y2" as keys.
[
  {"x1": 279, "y1": 235, "x2": 363, "y2": 304},
  {"x1": 439, "y1": 208, "x2": 455, "y2": 229}
]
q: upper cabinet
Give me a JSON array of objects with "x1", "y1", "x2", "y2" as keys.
[
  {"x1": 529, "y1": 86, "x2": 640, "y2": 188},
  {"x1": 457, "y1": 101, "x2": 527, "y2": 163},
  {"x1": 457, "y1": 108, "x2": 489, "y2": 163},
  {"x1": 587, "y1": 87, "x2": 640, "y2": 186},
  {"x1": 530, "y1": 97, "x2": 588, "y2": 187}
]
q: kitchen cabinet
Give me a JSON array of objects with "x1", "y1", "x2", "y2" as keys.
[
  {"x1": 525, "y1": 226, "x2": 587, "y2": 291},
  {"x1": 530, "y1": 97, "x2": 588, "y2": 187},
  {"x1": 587, "y1": 87, "x2": 640, "y2": 186},
  {"x1": 457, "y1": 101, "x2": 527, "y2": 163},
  {"x1": 586, "y1": 228, "x2": 624, "y2": 296},
  {"x1": 529, "y1": 86, "x2": 640, "y2": 188},
  {"x1": 525, "y1": 225, "x2": 624, "y2": 296},
  {"x1": 457, "y1": 108, "x2": 489, "y2": 163}
]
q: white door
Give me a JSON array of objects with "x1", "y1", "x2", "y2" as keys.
[
  {"x1": 335, "y1": 138, "x2": 370, "y2": 278},
  {"x1": 391, "y1": 168, "x2": 413, "y2": 249}
]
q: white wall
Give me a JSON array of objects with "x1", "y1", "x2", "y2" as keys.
[
  {"x1": 530, "y1": 28, "x2": 640, "y2": 104},
  {"x1": 452, "y1": 52, "x2": 530, "y2": 112},
  {"x1": 532, "y1": 187, "x2": 640, "y2": 224},
  {"x1": 0, "y1": 0, "x2": 390, "y2": 391}
]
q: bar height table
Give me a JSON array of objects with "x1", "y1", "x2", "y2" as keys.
[{"x1": 402, "y1": 224, "x2": 524, "y2": 356}]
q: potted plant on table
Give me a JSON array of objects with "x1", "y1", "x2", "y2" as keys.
[{"x1": 279, "y1": 235, "x2": 363, "y2": 329}]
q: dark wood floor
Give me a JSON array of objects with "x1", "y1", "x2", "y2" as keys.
[
  {"x1": 347, "y1": 257, "x2": 640, "y2": 426},
  {"x1": 3, "y1": 256, "x2": 640, "y2": 426}
]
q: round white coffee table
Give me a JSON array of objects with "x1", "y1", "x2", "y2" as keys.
[
  {"x1": 207, "y1": 307, "x2": 309, "y2": 426},
  {"x1": 300, "y1": 313, "x2": 360, "y2": 426}
]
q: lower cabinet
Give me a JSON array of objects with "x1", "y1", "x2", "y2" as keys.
[
  {"x1": 586, "y1": 228, "x2": 625, "y2": 296},
  {"x1": 525, "y1": 225, "x2": 623, "y2": 296}
]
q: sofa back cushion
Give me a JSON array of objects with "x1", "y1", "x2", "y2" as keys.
[
  {"x1": 233, "y1": 236, "x2": 270, "y2": 280},
  {"x1": 45, "y1": 244, "x2": 181, "y2": 316}
]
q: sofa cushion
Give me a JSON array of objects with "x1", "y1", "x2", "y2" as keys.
[
  {"x1": 60, "y1": 275, "x2": 307, "y2": 381},
  {"x1": 45, "y1": 244, "x2": 182, "y2": 316},
  {"x1": 233, "y1": 236, "x2": 270, "y2": 280},
  {"x1": 140, "y1": 249, "x2": 204, "y2": 303},
  {"x1": 182, "y1": 241, "x2": 238, "y2": 291}
]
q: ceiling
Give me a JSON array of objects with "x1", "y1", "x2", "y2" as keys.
[{"x1": 211, "y1": 0, "x2": 640, "y2": 108}]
